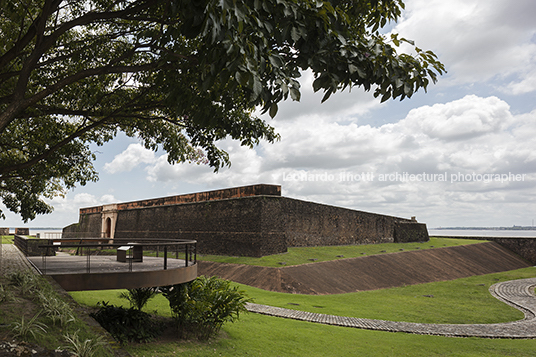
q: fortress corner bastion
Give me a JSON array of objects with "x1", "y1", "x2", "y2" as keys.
[{"x1": 63, "y1": 184, "x2": 429, "y2": 257}]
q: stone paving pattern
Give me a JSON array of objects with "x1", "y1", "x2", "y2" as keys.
[
  {"x1": 2, "y1": 244, "x2": 536, "y2": 338},
  {"x1": 0, "y1": 244, "x2": 36, "y2": 275}
]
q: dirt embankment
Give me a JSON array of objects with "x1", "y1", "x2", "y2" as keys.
[{"x1": 198, "y1": 242, "x2": 530, "y2": 294}]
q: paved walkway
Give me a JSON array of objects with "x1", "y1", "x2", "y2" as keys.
[
  {"x1": 246, "y1": 278, "x2": 536, "y2": 338},
  {"x1": 2, "y1": 244, "x2": 536, "y2": 338},
  {"x1": 0, "y1": 244, "x2": 36, "y2": 275}
]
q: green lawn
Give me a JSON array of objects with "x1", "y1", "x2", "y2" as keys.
[
  {"x1": 62, "y1": 237, "x2": 484, "y2": 267},
  {"x1": 234, "y1": 268, "x2": 535, "y2": 324},
  {"x1": 196, "y1": 237, "x2": 484, "y2": 267},
  {"x1": 1, "y1": 235, "x2": 14, "y2": 244},
  {"x1": 137, "y1": 313, "x2": 536, "y2": 357},
  {"x1": 70, "y1": 267, "x2": 536, "y2": 356}
]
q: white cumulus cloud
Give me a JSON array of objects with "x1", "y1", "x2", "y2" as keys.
[
  {"x1": 139, "y1": 95, "x2": 533, "y2": 227},
  {"x1": 140, "y1": 96, "x2": 536, "y2": 222},
  {"x1": 104, "y1": 143, "x2": 156, "y2": 174},
  {"x1": 394, "y1": 0, "x2": 536, "y2": 88}
]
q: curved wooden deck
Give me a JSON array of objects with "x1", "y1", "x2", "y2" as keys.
[{"x1": 28, "y1": 255, "x2": 197, "y2": 291}]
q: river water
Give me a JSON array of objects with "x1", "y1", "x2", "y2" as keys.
[{"x1": 428, "y1": 229, "x2": 536, "y2": 238}]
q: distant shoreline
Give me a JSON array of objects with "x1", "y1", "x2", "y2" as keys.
[
  {"x1": 11, "y1": 226, "x2": 536, "y2": 231},
  {"x1": 5, "y1": 227, "x2": 63, "y2": 230},
  {"x1": 432, "y1": 226, "x2": 536, "y2": 231}
]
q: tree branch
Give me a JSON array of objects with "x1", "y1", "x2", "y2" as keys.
[
  {"x1": 0, "y1": 86, "x2": 167, "y2": 175},
  {"x1": 0, "y1": 0, "x2": 161, "y2": 132},
  {"x1": 0, "y1": 59, "x2": 172, "y2": 133},
  {"x1": 0, "y1": 0, "x2": 63, "y2": 69}
]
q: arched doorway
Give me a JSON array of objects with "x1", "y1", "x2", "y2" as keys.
[
  {"x1": 101, "y1": 204, "x2": 118, "y2": 240},
  {"x1": 105, "y1": 217, "x2": 112, "y2": 238}
]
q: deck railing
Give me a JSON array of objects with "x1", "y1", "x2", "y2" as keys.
[{"x1": 36, "y1": 238, "x2": 197, "y2": 275}]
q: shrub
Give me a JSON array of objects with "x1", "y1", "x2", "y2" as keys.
[
  {"x1": 160, "y1": 282, "x2": 189, "y2": 332},
  {"x1": 162, "y1": 276, "x2": 251, "y2": 340},
  {"x1": 90, "y1": 302, "x2": 163, "y2": 344},
  {"x1": 119, "y1": 287, "x2": 157, "y2": 311}
]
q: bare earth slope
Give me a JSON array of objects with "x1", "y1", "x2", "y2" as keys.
[{"x1": 198, "y1": 242, "x2": 530, "y2": 294}]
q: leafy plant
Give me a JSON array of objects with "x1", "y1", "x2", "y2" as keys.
[
  {"x1": 9, "y1": 272, "x2": 76, "y2": 327},
  {"x1": 160, "y1": 282, "x2": 190, "y2": 336},
  {"x1": 90, "y1": 302, "x2": 163, "y2": 344},
  {"x1": 0, "y1": 283, "x2": 16, "y2": 303},
  {"x1": 63, "y1": 330, "x2": 107, "y2": 357},
  {"x1": 38, "y1": 291, "x2": 76, "y2": 327},
  {"x1": 8, "y1": 271, "x2": 39, "y2": 294},
  {"x1": 10, "y1": 313, "x2": 47, "y2": 341},
  {"x1": 119, "y1": 287, "x2": 158, "y2": 311},
  {"x1": 162, "y1": 276, "x2": 251, "y2": 340}
]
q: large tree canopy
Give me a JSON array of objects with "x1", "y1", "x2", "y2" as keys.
[{"x1": 0, "y1": 0, "x2": 444, "y2": 221}]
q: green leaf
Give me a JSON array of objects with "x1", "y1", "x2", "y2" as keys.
[
  {"x1": 235, "y1": 71, "x2": 248, "y2": 86},
  {"x1": 289, "y1": 87, "x2": 301, "y2": 101},
  {"x1": 291, "y1": 27, "x2": 300, "y2": 42},
  {"x1": 313, "y1": 76, "x2": 326, "y2": 92},
  {"x1": 252, "y1": 76, "x2": 262, "y2": 97},
  {"x1": 321, "y1": 88, "x2": 333, "y2": 103},
  {"x1": 269, "y1": 103, "x2": 278, "y2": 118},
  {"x1": 380, "y1": 90, "x2": 391, "y2": 103}
]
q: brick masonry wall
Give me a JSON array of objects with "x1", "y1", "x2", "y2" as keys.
[
  {"x1": 102, "y1": 196, "x2": 427, "y2": 257},
  {"x1": 79, "y1": 184, "x2": 281, "y2": 215},
  {"x1": 116, "y1": 183, "x2": 281, "y2": 211},
  {"x1": 490, "y1": 238, "x2": 536, "y2": 264},
  {"x1": 13, "y1": 235, "x2": 54, "y2": 256},
  {"x1": 15, "y1": 228, "x2": 29, "y2": 235},
  {"x1": 443, "y1": 236, "x2": 536, "y2": 265},
  {"x1": 63, "y1": 212, "x2": 102, "y2": 238},
  {"x1": 279, "y1": 197, "x2": 410, "y2": 247},
  {"x1": 394, "y1": 221, "x2": 429, "y2": 243},
  {"x1": 62, "y1": 188, "x2": 429, "y2": 257},
  {"x1": 112, "y1": 197, "x2": 285, "y2": 257}
]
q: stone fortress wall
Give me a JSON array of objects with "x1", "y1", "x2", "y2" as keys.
[{"x1": 63, "y1": 184, "x2": 429, "y2": 257}]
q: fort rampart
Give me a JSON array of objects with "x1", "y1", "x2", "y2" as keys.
[
  {"x1": 63, "y1": 184, "x2": 428, "y2": 257},
  {"x1": 435, "y1": 236, "x2": 536, "y2": 265}
]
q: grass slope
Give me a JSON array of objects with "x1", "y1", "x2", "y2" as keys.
[
  {"x1": 1, "y1": 235, "x2": 14, "y2": 244},
  {"x1": 197, "y1": 237, "x2": 484, "y2": 267},
  {"x1": 0, "y1": 272, "x2": 115, "y2": 355},
  {"x1": 234, "y1": 268, "x2": 535, "y2": 324}
]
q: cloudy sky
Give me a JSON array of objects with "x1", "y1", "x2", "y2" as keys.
[{"x1": 4, "y1": 0, "x2": 536, "y2": 229}]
